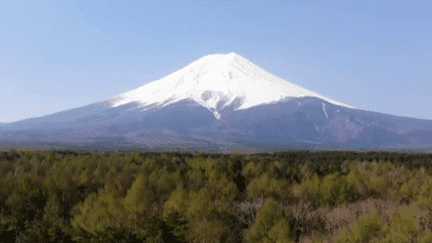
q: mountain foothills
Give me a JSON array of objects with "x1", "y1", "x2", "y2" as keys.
[{"x1": 1, "y1": 53, "x2": 432, "y2": 152}]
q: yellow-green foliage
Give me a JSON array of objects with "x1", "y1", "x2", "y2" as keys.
[
  {"x1": 163, "y1": 184, "x2": 221, "y2": 242},
  {"x1": 246, "y1": 173, "x2": 290, "y2": 200},
  {"x1": 209, "y1": 171, "x2": 238, "y2": 201},
  {"x1": 419, "y1": 230, "x2": 432, "y2": 243},
  {"x1": 187, "y1": 157, "x2": 211, "y2": 171},
  {"x1": 379, "y1": 208, "x2": 420, "y2": 242},
  {"x1": 345, "y1": 161, "x2": 397, "y2": 199},
  {"x1": 265, "y1": 218, "x2": 291, "y2": 243},
  {"x1": 44, "y1": 190, "x2": 61, "y2": 219},
  {"x1": 6, "y1": 173, "x2": 43, "y2": 219},
  {"x1": 185, "y1": 157, "x2": 239, "y2": 201},
  {"x1": 365, "y1": 161, "x2": 396, "y2": 195},
  {"x1": 123, "y1": 174, "x2": 155, "y2": 216},
  {"x1": 103, "y1": 162, "x2": 135, "y2": 197},
  {"x1": 4, "y1": 150, "x2": 432, "y2": 241},
  {"x1": 193, "y1": 159, "x2": 238, "y2": 201},
  {"x1": 397, "y1": 170, "x2": 427, "y2": 201},
  {"x1": 372, "y1": 174, "x2": 394, "y2": 196},
  {"x1": 334, "y1": 209, "x2": 384, "y2": 243},
  {"x1": 417, "y1": 178, "x2": 432, "y2": 211},
  {"x1": 268, "y1": 160, "x2": 288, "y2": 180},
  {"x1": 163, "y1": 183, "x2": 189, "y2": 220},
  {"x1": 300, "y1": 162, "x2": 315, "y2": 181},
  {"x1": 186, "y1": 218, "x2": 228, "y2": 243},
  {"x1": 320, "y1": 171, "x2": 357, "y2": 208},
  {"x1": 185, "y1": 157, "x2": 210, "y2": 189},
  {"x1": 71, "y1": 189, "x2": 128, "y2": 234},
  {"x1": 292, "y1": 173, "x2": 321, "y2": 205},
  {"x1": 249, "y1": 198, "x2": 291, "y2": 243},
  {"x1": 16, "y1": 173, "x2": 39, "y2": 196},
  {"x1": 244, "y1": 161, "x2": 263, "y2": 185},
  {"x1": 148, "y1": 166, "x2": 179, "y2": 196},
  {"x1": 42, "y1": 175, "x2": 62, "y2": 217},
  {"x1": 345, "y1": 165, "x2": 361, "y2": 185},
  {"x1": 185, "y1": 187, "x2": 216, "y2": 221}
]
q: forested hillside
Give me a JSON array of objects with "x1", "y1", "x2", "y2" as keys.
[{"x1": 1, "y1": 149, "x2": 432, "y2": 242}]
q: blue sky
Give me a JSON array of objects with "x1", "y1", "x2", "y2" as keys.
[{"x1": 0, "y1": 0, "x2": 431, "y2": 123}]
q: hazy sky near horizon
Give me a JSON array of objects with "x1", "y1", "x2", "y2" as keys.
[{"x1": 0, "y1": 0, "x2": 431, "y2": 123}]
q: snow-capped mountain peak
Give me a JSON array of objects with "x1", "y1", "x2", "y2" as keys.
[{"x1": 111, "y1": 52, "x2": 354, "y2": 119}]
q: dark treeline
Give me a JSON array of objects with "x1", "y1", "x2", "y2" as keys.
[{"x1": 1, "y1": 148, "x2": 432, "y2": 242}]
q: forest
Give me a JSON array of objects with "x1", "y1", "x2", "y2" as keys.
[{"x1": 1, "y1": 148, "x2": 432, "y2": 242}]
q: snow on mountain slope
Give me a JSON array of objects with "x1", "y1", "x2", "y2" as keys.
[{"x1": 110, "y1": 52, "x2": 354, "y2": 119}]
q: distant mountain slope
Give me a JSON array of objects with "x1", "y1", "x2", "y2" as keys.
[{"x1": 1, "y1": 53, "x2": 431, "y2": 152}]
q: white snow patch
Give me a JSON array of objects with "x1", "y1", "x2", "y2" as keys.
[
  {"x1": 110, "y1": 52, "x2": 355, "y2": 119},
  {"x1": 322, "y1": 102, "x2": 329, "y2": 120},
  {"x1": 213, "y1": 111, "x2": 221, "y2": 120}
]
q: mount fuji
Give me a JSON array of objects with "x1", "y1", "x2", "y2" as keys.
[{"x1": 1, "y1": 53, "x2": 432, "y2": 152}]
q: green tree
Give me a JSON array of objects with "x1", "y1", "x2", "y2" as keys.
[
  {"x1": 334, "y1": 209, "x2": 384, "y2": 243},
  {"x1": 6, "y1": 174, "x2": 45, "y2": 225},
  {"x1": 123, "y1": 174, "x2": 155, "y2": 226},
  {"x1": 418, "y1": 178, "x2": 432, "y2": 211},
  {"x1": 186, "y1": 187, "x2": 216, "y2": 221},
  {"x1": 163, "y1": 183, "x2": 189, "y2": 219},
  {"x1": 419, "y1": 230, "x2": 432, "y2": 243},
  {"x1": 207, "y1": 160, "x2": 238, "y2": 201},
  {"x1": 71, "y1": 189, "x2": 127, "y2": 235},
  {"x1": 186, "y1": 218, "x2": 228, "y2": 243},
  {"x1": 163, "y1": 184, "x2": 190, "y2": 240},
  {"x1": 291, "y1": 173, "x2": 321, "y2": 206},
  {"x1": 379, "y1": 209, "x2": 420, "y2": 242},
  {"x1": 246, "y1": 173, "x2": 290, "y2": 200},
  {"x1": 320, "y1": 172, "x2": 357, "y2": 208},
  {"x1": 249, "y1": 198, "x2": 291, "y2": 243}
]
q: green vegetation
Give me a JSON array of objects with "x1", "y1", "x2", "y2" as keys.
[
  {"x1": 248, "y1": 198, "x2": 291, "y2": 243},
  {"x1": 0, "y1": 149, "x2": 432, "y2": 242},
  {"x1": 334, "y1": 210, "x2": 384, "y2": 243}
]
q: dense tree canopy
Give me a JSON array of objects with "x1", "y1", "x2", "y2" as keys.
[{"x1": 0, "y1": 149, "x2": 432, "y2": 242}]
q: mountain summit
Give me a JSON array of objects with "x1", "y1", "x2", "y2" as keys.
[
  {"x1": 1, "y1": 53, "x2": 432, "y2": 153},
  {"x1": 110, "y1": 53, "x2": 354, "y2": 119}
]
